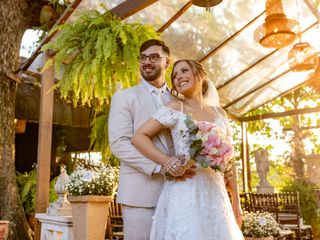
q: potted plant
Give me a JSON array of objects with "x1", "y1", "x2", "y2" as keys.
[
  {"x1": 242, "y1": 211, "x2": 281, "y2": 240},
  {"x1": 16, "y1": 167, "x2": 58, "y2": 231},
  {"x1": 0, "y1": 220, "x2": 9, "y2": 240},
  {"x1": 66, "y1": 165, "x2": 119, "y2": 240}
]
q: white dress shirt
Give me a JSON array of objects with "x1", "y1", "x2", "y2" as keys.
[{"x1": 141, "y1": 79, "x2": 171, "y2": 174}]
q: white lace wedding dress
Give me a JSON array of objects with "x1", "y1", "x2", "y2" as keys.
[{"x1": 150, "y1": 106, "x2": 244, "y2": 240}]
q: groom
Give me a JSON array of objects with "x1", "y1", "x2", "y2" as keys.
[{"x1": 108, "y1": 39, "x2": 194, "y2": 240}]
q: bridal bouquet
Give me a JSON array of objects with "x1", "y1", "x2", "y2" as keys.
[{"x1": 184, "y1": 115, "x2": 234, "y2": 172}]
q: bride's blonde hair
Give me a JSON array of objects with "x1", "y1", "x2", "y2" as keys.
[{"x1": 170, "y1": 60, "x2": 209, "y2": 99}]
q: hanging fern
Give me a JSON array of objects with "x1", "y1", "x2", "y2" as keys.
[{"x1": 42, "y1": 8, "x2": 159, "y2": 106}]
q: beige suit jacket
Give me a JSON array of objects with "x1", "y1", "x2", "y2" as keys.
[{"x1": 108, "y1": 82, "x2": 173, "y2": 207}]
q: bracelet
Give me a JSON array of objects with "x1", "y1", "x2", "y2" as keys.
[{"x1": 163, "y1": 157, "x2": 179, "y2": 172}]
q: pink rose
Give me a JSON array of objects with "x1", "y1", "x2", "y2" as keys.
[
  {"x1": 204, "y1": 135, "x2": 221, "y2": 151},
  {"x1": 198, "y1": 122, "x2": 214, "y2": 133},
  {"x1": 219, "y1": 143, "x2": 233, "y2": 157}
]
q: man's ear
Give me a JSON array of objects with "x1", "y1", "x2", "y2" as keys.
[{"x1": 165, "y1": 57, "x2": 171, "y2": 69}]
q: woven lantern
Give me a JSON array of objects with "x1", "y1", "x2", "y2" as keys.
[
  {"x1": 254, "y1": 0, "x2": 299, "y2": 48},
  {"x1": 192, "y1": 0, "x2": 223, "y2": 7},
  {"x1": 288, "y1": 42, "x2": 319, "y2": 71}
]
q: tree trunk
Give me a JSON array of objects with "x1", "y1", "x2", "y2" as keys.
[{"x1": 0, "y1": 1, "x2": 44, "y2": 239}]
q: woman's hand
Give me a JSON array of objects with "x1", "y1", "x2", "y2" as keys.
[{"x1": 163, "y1": 156, "x2": 185, "y2": 177}]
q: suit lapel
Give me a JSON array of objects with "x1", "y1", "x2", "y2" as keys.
[{"x1": 137, "y1": 82, "x2": 170, "y2": 153}]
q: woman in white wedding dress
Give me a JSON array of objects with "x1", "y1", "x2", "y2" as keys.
[{"x1": 132, "y1": 60, "x2": 244, "y2": 240}]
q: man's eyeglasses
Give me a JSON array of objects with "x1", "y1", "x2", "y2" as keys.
[{"x1": 139, "y1": 53, "x2": 167, "y2": 63}]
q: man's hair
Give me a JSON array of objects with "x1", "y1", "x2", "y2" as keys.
[{"x1": 140, "y1": 39, "x2": 170, "y2": 56}]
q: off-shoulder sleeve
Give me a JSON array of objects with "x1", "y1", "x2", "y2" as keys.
[{"x1": 152, "y1": 107, "x2": 179, "y2": 128}]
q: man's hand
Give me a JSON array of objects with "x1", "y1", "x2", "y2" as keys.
[{"x1": 175, "y1": 165, "x2": 196, "y2": 181}]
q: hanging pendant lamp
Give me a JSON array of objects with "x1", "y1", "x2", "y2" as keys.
[
  {"x1": 254, "y1": 0, "x2": 299, "y2": 49},
  {"x1": 288, "y1": 42, "x2": 319, "y2": 71},
  {"x1": 192, "y1": 0, "x2": 223, "y2": 8}
]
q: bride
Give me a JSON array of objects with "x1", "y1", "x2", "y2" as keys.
[{"x1": 132, "y1": 60, "x2": 244, "y2": 239}]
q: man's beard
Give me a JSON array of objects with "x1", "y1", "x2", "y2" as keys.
[{"x1": 141, "y1": 68, "x2": 162, "y2": 82}]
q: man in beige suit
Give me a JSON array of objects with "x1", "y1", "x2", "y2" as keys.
[{"x1": 109, "y1": 39, "x2": 190, "y2": 240}]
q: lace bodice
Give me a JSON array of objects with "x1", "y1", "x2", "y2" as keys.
[{"x1": 152, "y1": 106, "x2": 229, "y2": 160}]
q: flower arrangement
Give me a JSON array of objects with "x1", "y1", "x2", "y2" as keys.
[
  {"x1": 65, "y1": 165, "x2": 119, "y2": 196},
  {"x1": 241, "y1": 211, "x2": 281, "y2": 238},
  {"x1": 185, "y1": 115, "x2": 234, "y2": 171}
]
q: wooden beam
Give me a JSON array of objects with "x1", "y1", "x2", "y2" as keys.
[
  {"x1": 198, "y1": 11, "x2": 265, "y2": 63},
  {"x1": 239, "y1": 106, "x2": 320, "y2": 122},
  {"x1": 112, "y1": 0, "x2": 158, "y2": 19},
  {"x1": 241, "y1": 122, "x2": 250, "y2": 192},
  {"x1": 223, "y1": 69, "x2": 291, "y2": 109},
  {"x1": 283, "y1": 125, "x2": 320, "y2": 131},
  {"x1": 240, "y1": 80, "x2": 308, "y2": 116},
  {"x1": 157, "y1": 1, "x2": 192, "y2": 33},
  {"x1": 34, "y1": 52, "x2": 55, "y2": 240}
]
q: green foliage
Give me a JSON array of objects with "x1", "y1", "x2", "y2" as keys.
[
  {"x1": 16, "y1": 168, "x2": 58, "y2": 214},
  {"x1": 90, "y1": 110, "x2": 119, "y2": 166},
  {"x1": 42, "y1": 7, "x2": 159, "y2": 107},
  {"x1": 281, "y1": 179, "x2": 320, "y2": 236}
]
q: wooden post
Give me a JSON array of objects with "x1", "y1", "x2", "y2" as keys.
[
  {"x1": 241, "y1": 121, "x2": 250, "y2": 192},
  {"x1": 34, "y1": 52, "x2": 55, "y2": 240}
]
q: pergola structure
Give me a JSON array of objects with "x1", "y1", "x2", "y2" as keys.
[{"x1": 16, "y1": 0, "x2": 320, "y2": 237}]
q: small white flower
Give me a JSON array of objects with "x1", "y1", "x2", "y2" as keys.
[{"x1": 259, "y1": 217, "x2": 267, "y2": 226}]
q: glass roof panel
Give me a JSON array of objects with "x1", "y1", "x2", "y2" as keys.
[
  {"x1": 24, "y1": 0, "x2": 320, "y2": 117},
  {"x1": 227, "y1": 71, "x2": 310, "y2": 116},
  {"x1": 204, "y1": 0, "x2": 317, "y2": 87},
  {"x1": 161, "y1": 0, "x2": 264, "y2": 61},
  {"x1": 217, "y1": 23, "x2": 320, "y2": 115},
  {"x1": 126, "y1": 0, "x2": 190, "y2": 29}
]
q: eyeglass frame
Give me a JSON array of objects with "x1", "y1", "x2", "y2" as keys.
[{"x1": 138, "y1": 53, "x2": 168, "y2": 63}]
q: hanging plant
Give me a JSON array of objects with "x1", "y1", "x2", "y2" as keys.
[{"x1": 42, "y1": 7, "x2": 159, "y2": 106}]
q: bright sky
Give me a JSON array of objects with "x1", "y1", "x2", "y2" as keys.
[{"x1": 20, "y1": 29, "x2": 43, "y2": 58}]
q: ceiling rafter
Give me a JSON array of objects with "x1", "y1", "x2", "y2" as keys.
[
  {"x1": 157, "y1": 1, "x2": 192, "y2": 33},
  {"x1": 198, "y1": 11, "x2": 265, "y2": 63},
  {"x1": 240, "y1": 79, "x2": 309, "y2": 116},
  {"x1": 239, "y1": 106, "x2": 320, "y2": 122},
  {"x1": 223, "y1": 69, "x2": 291, "y2": 109},
  {"x1": 112, "y1": 0, "x2": 158, "y2": 19},
  {"x1": 19, "y1": 0, "x2": 158, "y2": 72}
]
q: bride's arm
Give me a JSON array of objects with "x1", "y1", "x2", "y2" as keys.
[
  {"x1": 132, "y1": 119, "x2": 169, "y2": 166},
  {"x1": 226, "y1": 164, "x2": 242, "y2": 227},
  {"x1": 132, "y1": 118, "x2": 187, "y2": 177}
]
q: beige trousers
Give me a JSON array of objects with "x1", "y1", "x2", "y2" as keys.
[{"x1": 122, "y1": 205, "x2": 155, "y2": 240}]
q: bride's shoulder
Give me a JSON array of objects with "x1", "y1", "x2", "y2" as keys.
[{"x1": 164, "y1": 100, "x2": 181, "y2": 112}]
